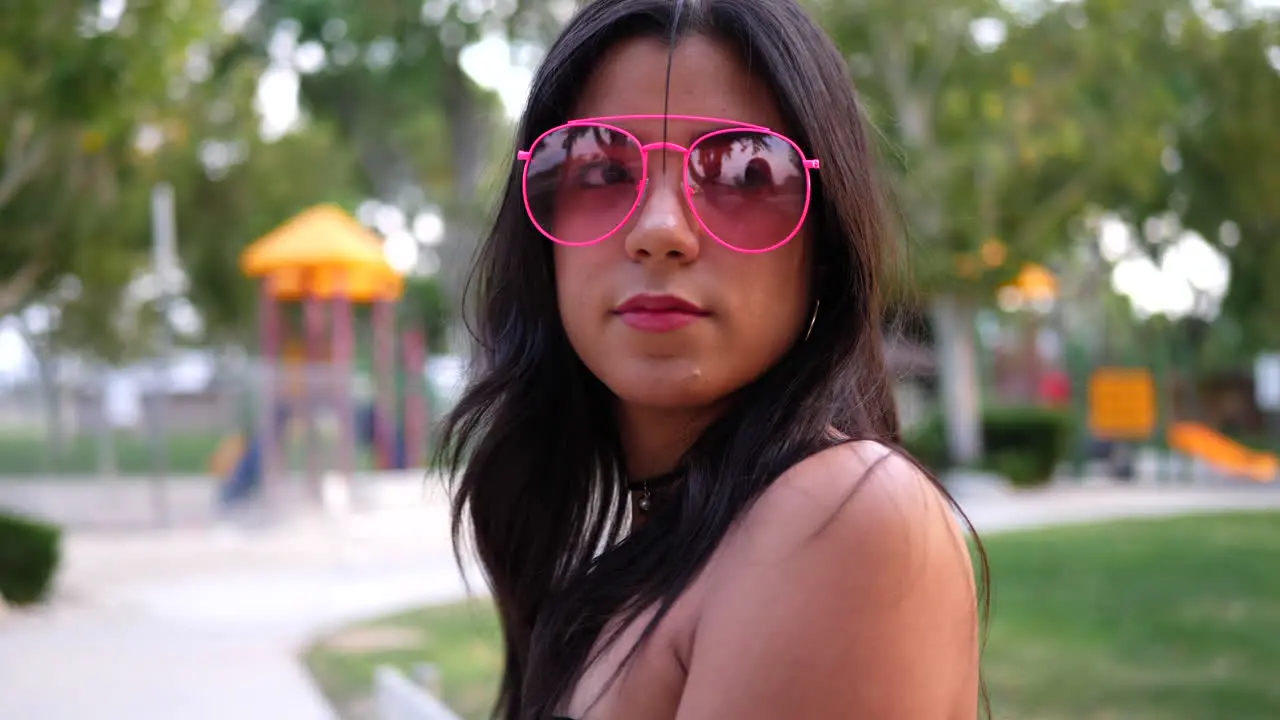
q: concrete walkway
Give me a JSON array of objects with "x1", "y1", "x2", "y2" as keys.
[
  {"x1": 0, "y1": 482, "x2": 481, "y2": 720},
  {"x1": 1, "y1": 480, "x2": 1278, "y2": 719},
  {"x1": 957, "y1": 479, "x2": 1280, "y2": 533}
]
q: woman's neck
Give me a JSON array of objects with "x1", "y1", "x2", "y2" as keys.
[{"x1": 617, "y1": 402, "x2": 722, "y2": 479}]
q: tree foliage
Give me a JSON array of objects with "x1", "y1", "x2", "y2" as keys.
[
  {"x1": 149, "y1": 53, "x2": 367, "y2": 345},
  {"x1": 810, "y1": 0, "x2": 1200, "y2": 296},
  {"x1": 4, "y1": 0, "x2": 1278, "y2": 370},
  {"x1": 1163, "y1": 8, "x2": 1280, "y2": 353},
  {"x1": 0, "y1": 0, "x2": 220, "y2": 321},
  {"x1": 222, "y1": 0, "x2": 568, "y2": 301}
]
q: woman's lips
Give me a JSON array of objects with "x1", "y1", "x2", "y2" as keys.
[
  {"x1": 617, "y1": 310, "x2": 703, "y2": 332},
  {"x1": 613, "y1": 293, "x2": 709, "y2": 333}
]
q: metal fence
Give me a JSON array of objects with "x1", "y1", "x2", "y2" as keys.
[{"x1": 0, "y1": 352, "x2": 439, "y2": 528}]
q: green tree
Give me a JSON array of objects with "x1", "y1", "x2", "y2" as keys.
[
  {"x1": 812, "y1": 0, "x2": 1093, "y2": 463},
  {"x1": 1161, "y1": 9, "x2": 1280, "y2": 355},
  {"x1": 0, "y1": 0, "x2": 223, "y2": 460},
  {"x1": 810, "y1": 0, "x2": 1249, "y2": 463},
  {"x1": 0, "y1": 0, "x2": 221, "y2": 320},
  {"x1": 401, "y1": 275, "x2": 452, "y2": 355},
  {"x1": 222, "y1": 0, "x2": 568, "y2": 306},
  {"x1": 143, "y1": 54, "x2": 367, "y2": 346},
  {"x1": 1051, "y1": 2, "x2": 1280, "y2": 369}
]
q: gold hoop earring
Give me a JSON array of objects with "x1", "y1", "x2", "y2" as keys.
[{"x1": 804, "y1": 299, "x2": 820, "y2": 342}]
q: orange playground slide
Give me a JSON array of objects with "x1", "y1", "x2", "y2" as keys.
[
  {"x1": 208, "y1": 433, "x2": 246, "y2": 478},
  {"x1": 1167, "y1": 422, "x2": 1279, "y2": 483}
]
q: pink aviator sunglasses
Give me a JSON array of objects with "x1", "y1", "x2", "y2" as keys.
[{"x1": 517, "y1": 115, "x2": 820, "y2": 254}]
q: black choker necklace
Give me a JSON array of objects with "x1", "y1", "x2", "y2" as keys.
[{"x1": 625, "y1": 468, "x2": 684, "y2": 513}]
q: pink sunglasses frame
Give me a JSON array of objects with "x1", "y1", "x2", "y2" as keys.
[{"x1": 516, "y1": 114, "x2": 821, "y2": 255}]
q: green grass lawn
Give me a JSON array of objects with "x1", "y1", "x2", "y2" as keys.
[
  {"x1": 0, "y1": 431, "x2": 227, "y2": 476},
  {"x1": 304, "y1": 600, "x2": 502, "y2": 720},
  {"x1": 0, "y1": 430, "x2": 398, "y2": 478},
  {"x1": 302, "y1": 511, "x2": 1280, "y2": 720},
  {"x1": 980, "y1": 511, "x2": 1280, "y2": 720}
]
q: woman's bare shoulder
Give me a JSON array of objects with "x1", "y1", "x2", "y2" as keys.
[
  {"x1": 676, "y1": 441, "x2": 979, "y2": 720},
  {"x1": 723, "y1": 440, "x2": 971, "y2": 566}
]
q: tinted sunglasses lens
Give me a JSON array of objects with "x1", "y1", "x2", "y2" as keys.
[
  {"x1": 524, "y1": 125, "x2": 644, "y2": 245},
  {"x1": 687, "y1": 131, "x2": 808, "y2": 251}
]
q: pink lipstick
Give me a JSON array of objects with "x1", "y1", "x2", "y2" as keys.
[{"x1": 613, "y1": 294, "x2": 709, "y2": 333}]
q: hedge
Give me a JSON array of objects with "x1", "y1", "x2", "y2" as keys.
[
  {"x1": 0, "y1": 511, "x2": 62, "y2": 606},
  {"x1": 903, "y1": 406, "x2": 1073, "y2": 488}
]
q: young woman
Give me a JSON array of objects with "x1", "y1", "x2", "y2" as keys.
[{"x1": 440, "y1": 1, "x2": 985, "y2": 718}]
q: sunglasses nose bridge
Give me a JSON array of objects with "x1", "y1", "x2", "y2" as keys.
[
  {"x1": 640, "y1": 140, "x2": 688, "y2": 154},
  {"x1": 639, "y1": 141, "x2": 689, "y2": 196}
]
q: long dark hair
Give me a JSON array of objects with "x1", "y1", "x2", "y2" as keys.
[{"x1": 438, "y1": 1, "x2": 988, "y2": 718}]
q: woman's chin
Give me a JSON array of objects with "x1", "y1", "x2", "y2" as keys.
[{"x1": 604, "y1": 372, "x2": 726, "y2": 414}]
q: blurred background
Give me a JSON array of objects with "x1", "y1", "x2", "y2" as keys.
[{"x1": 1, "y1": 0, "x2": 1279, "y2": 719}]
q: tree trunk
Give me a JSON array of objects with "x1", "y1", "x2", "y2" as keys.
[
  {"x1": 0, "y1": 255, "x2": 48, "y2": 318},
  {"x1": 15, "y1": 313, "x2": 65, "y2": 470},
  {"x1": 435, "y1": 60, "x2": 489, "y2": 354},
  {"x1": 930, "y1": 294, "x2": 984, "y2": 466}
]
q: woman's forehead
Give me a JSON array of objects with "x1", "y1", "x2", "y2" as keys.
[
  {"x1": 567, "y1": 116, "x2": 769, "y2": 147},
  {"x1": 572, "y1": 35, "x2": 788, "y2": 142}
]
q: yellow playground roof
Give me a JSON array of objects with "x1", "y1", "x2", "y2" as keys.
[
  {"x1": 239, "y1": 204, "x2": 403, "y2": 302},
  {"x1": 240, "y1": 204, "x2": 394, "y2": 276},
  {"x1": 268, "y1": 263, "x2": 404, "y2": 302}
]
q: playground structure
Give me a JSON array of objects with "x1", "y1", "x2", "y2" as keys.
[
  {"x1": 1085, "y1": 367, "x2": 1278, "y2": 482},
  {"x1": 217, "y1": 204, "x2": 429, "y2": 507},
  {"x1": 1166, "y1": 422, "x2": 1278, "y2": 483},
  {"x1": 998, "y1": 262, "x2": 1278, "y2": 483}
]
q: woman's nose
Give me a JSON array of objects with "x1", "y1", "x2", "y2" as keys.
[{"x1": 623, "y1": 173, "x2": 701, "y2": 262}]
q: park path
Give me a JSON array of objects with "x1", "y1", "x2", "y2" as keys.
[
  {"x1": 1, "y1": 478, "x2": 1278, "y2": 720},
  {"x1": 0, "y1": 479, "x2": 479, "y2": 720}
]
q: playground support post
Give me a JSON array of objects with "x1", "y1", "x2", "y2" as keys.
[
  {"x1": 332, "y1": 279, "x2": 357, "y2": 484},
  {"x1": 304, "y1": 297, "x2": 327, "y2": 494},
  {"x1": 403, "y1": 329, "x2": 427, "y2": 469},
  {"x1": 373, "y1": 299, "x2": 396, "y2": 470},
  {"x1": 259, "y1": 276, "x2": 281, "y2": 510}
]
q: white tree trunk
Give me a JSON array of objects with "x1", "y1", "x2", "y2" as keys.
[{"x1": 930, "y1": 294, "x2": 984, "y2": 465}]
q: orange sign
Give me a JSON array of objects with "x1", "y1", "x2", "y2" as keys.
[{"x1": 1088, "y1": 368, "x2": 1157, "y2": 440}]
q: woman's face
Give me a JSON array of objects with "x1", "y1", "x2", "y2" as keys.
[{"x1": 553, "y1": 35, "x2": 814, "y2": 414}]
